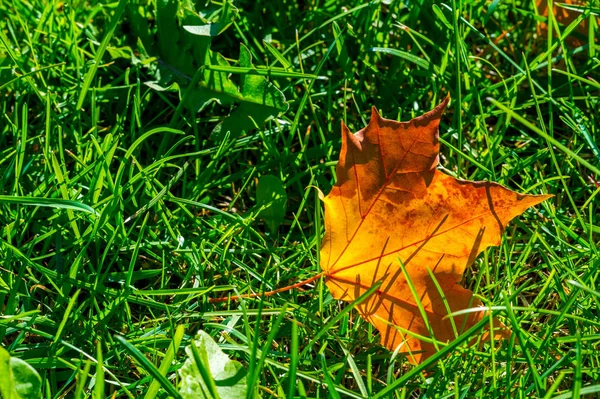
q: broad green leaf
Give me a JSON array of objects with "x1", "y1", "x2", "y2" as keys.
[
  {"x1": 183, "y1": 50, "x2": 240, "y2": 112},
  {"x1": 131, "y1": 2, "x2": 287, "y2": 133},
  {"x1": 256, "y1": 175, "x2": 287, "y2": 234},
  {"x1": 212, "y1": 44, "x2": 288, "y2": 137},
  {"x1": 0, "y1": 347, "x2": 42, "y2": 399},
  {"x1": 179, "y1": 331, "x2": 247, "y2": 399}
]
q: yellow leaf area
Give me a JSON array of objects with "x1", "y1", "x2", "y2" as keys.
[{"x1": 320, "y1": 97, "x2": 551, "y2": 364}]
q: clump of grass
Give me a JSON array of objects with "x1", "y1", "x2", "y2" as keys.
[{"x1": 1, "y1": 0, "x2": 599, "y2": 397}]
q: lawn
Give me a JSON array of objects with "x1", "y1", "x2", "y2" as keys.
[{"x1": 1, "y1": 0, "x2": 599, "y2": 398}]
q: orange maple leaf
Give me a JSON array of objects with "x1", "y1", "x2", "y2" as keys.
[{"x1": 320, "y1": 96, "x2": 551, "y2": 364}]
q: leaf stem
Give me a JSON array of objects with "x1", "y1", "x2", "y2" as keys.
[{"x1": 208, "y1": 272, "x2": 324, "y2": 303}]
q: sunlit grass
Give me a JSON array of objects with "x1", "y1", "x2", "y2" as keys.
[{"x1": 1, "y1": 0, "x2": 599, "y2": 397}]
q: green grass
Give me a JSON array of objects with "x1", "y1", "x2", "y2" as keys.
[{"x1": 1, "y1": 0, "x2": 600, "y2": 397}]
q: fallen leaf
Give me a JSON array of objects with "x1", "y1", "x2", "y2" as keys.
[{"x1": 320, "y1": 97, "x2": 551, "y2": 364}]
